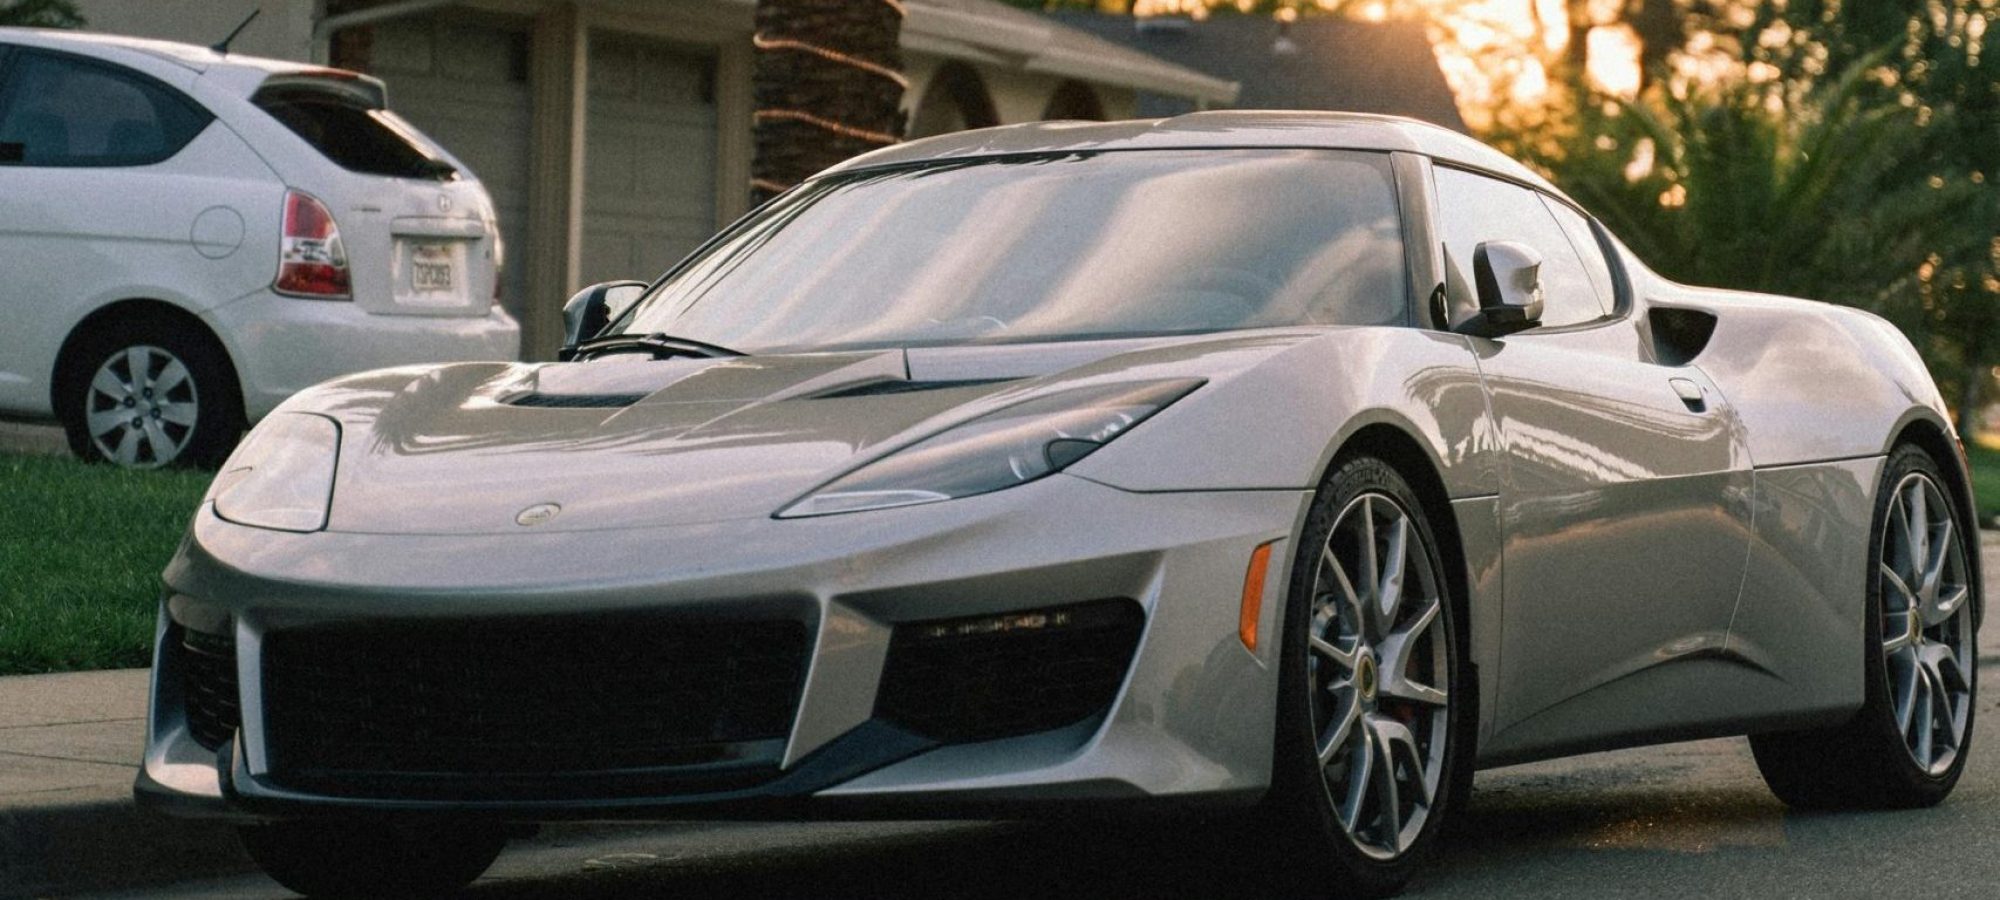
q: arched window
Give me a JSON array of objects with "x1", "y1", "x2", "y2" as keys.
[
  {"x1": 1040, "y1": 79, "x2": 1105, "y2": 121},
  {"x1": 908, "y1": 61, "x2": 999, "y2": 138}
]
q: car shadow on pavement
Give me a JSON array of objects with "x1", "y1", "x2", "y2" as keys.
[{"x1": 464, "y1": 816, "x2": 1283, "y2": 900}]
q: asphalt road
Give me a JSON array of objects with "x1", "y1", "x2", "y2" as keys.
[{"x1": 85, "y1": 538, "x2": 2000, "y2": 900}]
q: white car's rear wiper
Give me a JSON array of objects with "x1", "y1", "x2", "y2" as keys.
[{"x1": 573, "y1": 332, "x2": 746, "y2": 361}]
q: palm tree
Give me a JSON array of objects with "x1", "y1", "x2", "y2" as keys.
[
  {"x1": 749, "y1": 0, "x2": 908, "y2": 206},
  {"x1": 1513, "y1": 60, "x2": 1999, "y2": 435}
]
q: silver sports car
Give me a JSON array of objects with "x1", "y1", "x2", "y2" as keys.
[{"x1": 138, "y1": 112, "x2": 1982, "y2": 899}]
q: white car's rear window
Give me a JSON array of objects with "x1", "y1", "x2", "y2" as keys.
[{"x1": 253, "y1": 86, "x2": 455, "y2": 181}]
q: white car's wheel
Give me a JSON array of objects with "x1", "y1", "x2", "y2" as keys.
[
  {"x1": 1262, "y1": 454, "x2": 1469, "y2": 899},
  {"x1": 57, "y1": 316, "x2": 242, "y2": 469},
  {"x1": 1751, "y1": 444, "x2": 1977, "y2": 808}
]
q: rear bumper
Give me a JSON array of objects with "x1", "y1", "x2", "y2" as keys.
[
  {"x1": 137, "y1": 475, "x2": 1309, "y2": 823},
  {"x1": 204, "y1": 292, "x2": 519, "y2": 421}
]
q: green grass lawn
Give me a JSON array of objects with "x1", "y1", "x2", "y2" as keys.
[
  {"x1": 1969, "y1": 441, "x2": 2000, "y2": 524},
  {"x1": 0, "y1": 453, "x2": 211, "y2": 675}
]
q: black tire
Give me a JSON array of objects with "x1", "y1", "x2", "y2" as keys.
[
  {"x1": 1749, "y1": 444, "x2": 1978, "y2": 809},
  {"x1": 55, "y1": 314, "x2": 243, "y2": 469},
  {"x1": 1258, "y1": 454, "x2": 1470, "y2": 899},
  {"x1": 239, "y1": 820, "x2": 507, "y2": 898}
]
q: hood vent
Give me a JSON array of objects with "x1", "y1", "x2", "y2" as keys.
[
  {"x1": 506, "y1": 392, "x2": 649, "y2": 409},
  {"x1": 813, "y1": 378, "x2": 1015, "y2": 400}
]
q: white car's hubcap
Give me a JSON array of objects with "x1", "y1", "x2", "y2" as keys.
[{"x1": 86, "y1": 345, "x2": 197, "y2": 468}]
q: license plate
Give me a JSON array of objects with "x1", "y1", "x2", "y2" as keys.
[{"x1": 411, "y1": 244, "x2": 454, "y2": 292}]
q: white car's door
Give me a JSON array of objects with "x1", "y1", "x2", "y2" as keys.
[
  {"x1": 0, "y1": 45, "x2": 280, "y2": 437},
  {"x1": 0, "y1": 45, "x2": 218, "y2": 417}
]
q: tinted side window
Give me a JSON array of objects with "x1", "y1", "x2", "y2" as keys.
[
  {"x1": 1432, "y1": 166, "x2": 1606, "y2": 329},
  {"x1": 0, "y1": 51, "x2": 211, "y2": 167},
  {"x1": 254, "y1": 89, "x2": 455, "y2": 181},
  {"x1": 1541, "y1": 196, "x2": 1618, "y2": 314}
]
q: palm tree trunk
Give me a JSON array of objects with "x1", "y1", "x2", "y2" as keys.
[{"x1": 750, "y1": 0, "x2": 907, "y2": 206}]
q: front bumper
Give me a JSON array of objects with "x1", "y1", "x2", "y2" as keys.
[
  {"x1": 204, "y1": 292, "x2": 520, "y2": 422},
  {"x1": 138, "y1": 475, "x2": 1310, "y2": 822}
]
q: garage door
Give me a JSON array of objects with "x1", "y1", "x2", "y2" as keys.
[
  {"x1": 357, "y1": 15, "x2": 534, "y2": 318},
  {"x1": 580, "y1": 33, "x2": 718, "y2": 287}
]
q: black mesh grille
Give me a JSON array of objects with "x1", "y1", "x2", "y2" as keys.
[
  {"x1": 179, "y1": 626, "x2": 239, "y2": 752},
  {"x1": 874, "y1": 600, "x2": 1144, "y2": 744},
  {"x1": 260, "y1": 615, "x2": 811, "y2": 784},
  {"x1": 506, "y1": 392, "x2": 648, "y2": 408}
]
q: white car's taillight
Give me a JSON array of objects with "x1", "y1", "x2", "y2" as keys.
[{"x1": 274, "y1": 190, "x2": 351, "y2": 299}]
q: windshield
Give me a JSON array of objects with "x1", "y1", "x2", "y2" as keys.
[{"x1": 610, "y1": 149, "x2": 1408, "y2": 352}]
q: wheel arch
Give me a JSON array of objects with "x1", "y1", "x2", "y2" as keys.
[
  {"x1": 1324, "y1": 421, "x2": 1481, "y2": 757},
  {"x1": 1891, "y1": 413, "x2": 1984, "y2": 627},
  {"x1": 52, "y1": 298, "x2": 247, "y2": 422}
]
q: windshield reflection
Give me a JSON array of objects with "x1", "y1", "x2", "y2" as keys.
[{"x1": 611, "y1": 150, "x2": 1409, "y2": 353}]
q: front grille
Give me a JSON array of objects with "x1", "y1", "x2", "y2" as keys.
[
  {"x1": 260, "y1": 615, "x2": 811, "y2": 787},
  {"x1": 874, "y1": 599, "x2": 1144, "y2": 744},
  {"x1": 179, "y1": 626, "x2": 239, "y2": 751}
]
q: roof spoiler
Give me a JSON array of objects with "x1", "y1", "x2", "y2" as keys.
[{"x1": 254, "y1": 69, "x2": 388, "y2": 110}]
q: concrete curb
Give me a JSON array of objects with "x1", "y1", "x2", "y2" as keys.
[
  {"x1": 0, "y1": 421, "x2": 65, "y2": 458},
  {"x1": 0, "y1": 787, "x2": 250, "y2": 899}
]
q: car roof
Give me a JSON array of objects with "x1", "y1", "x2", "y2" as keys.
[
  {"x1": 0, "y1": 28, "x2": 384, "y2": 102},
  {"x1": 827, "y1": 110, "x2": 1567, "y2": 201}
]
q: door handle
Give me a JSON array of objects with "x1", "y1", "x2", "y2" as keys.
[{"x1": 1668, "y1": 377, "x2": 1707, "y2": 413}]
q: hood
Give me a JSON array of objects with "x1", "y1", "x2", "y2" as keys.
[{"x1": 300, "y1": 331, "x2": 1319, "y2": 534}]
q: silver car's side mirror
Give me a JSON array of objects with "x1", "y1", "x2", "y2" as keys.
[
  {"x1": 1459, "y1": 240, "x2": 1544, "y2": 338},
  {"x1": 559, "y1": 281, "x2": 649, "y2": 358}
]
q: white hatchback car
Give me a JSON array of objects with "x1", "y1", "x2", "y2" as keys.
[{"x1": 0, "y1": 29, "x2": 519, "y2": 468}]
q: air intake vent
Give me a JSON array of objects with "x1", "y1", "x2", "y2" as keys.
[
  {"x1": 874, "y1": 599, "x2": 1144, "y2": 744},
  {"x1": 179, "y1": 625, "x2": 239, "y2": 752},
  {"x1": 815, "y1": 379, "x2": 1014, "y2": 400},
  {"x1": 506, "y1": 393, "x2": 648, "y2": 409}
]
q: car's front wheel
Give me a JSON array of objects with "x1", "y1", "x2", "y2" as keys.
[
  {"x1": 1261, "y1": 455, "x2": 1468, "y2": 899},
  {"x1": 238, "y1": 820, "x2": 508, "y2": 898},
  {"x1": 1749, "y1": 444, "x2": 1978, "y2": 809}
]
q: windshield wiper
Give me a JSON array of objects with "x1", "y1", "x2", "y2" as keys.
[{"x1": 573, "y1": 332, "x2": 746, "y2": 361}]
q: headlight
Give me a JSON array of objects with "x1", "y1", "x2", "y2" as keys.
[
  {"x1": 778, "y1": 379, "x2": 1201, "y2": 518},
  {"x1": 210, "y1": 413, "x2": 340, "y2": 532}
]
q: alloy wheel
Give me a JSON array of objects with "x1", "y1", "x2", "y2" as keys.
[
  {"x1": 1307, "y1": 492, "x2": 1451, "y2": 859},
  {"x1": 85, "y1": 345, "x2": 198, "y2": 468},
  {"x1": 1879, "y1": 471, "x2": 1974, "y2": 776}
]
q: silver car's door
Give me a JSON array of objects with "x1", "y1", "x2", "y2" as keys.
[{"x1": 1427, "y1": 166, "x2": 1756, "y2": 763}]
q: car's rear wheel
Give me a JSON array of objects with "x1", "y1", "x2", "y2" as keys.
[
  {"x1": 56, "y1": 318, "x2": 241, "y2": 469},
  {"x1": 238, "y1": 820, "x2": 507, "y2": 898},
  {"x1": 1750, "y1": 444, "x2": 1977, "y2": 809},
  {"x1": 1261, "y1": 455, "x2": 1467, "y2": 899}
]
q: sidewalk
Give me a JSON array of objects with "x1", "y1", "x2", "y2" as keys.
[
  {"x1": 0, "y1": 671, "x2": 246, "y2": 898},
  {"x1": 4, "y1": 534, "x2": 1998, "y2": 898}
]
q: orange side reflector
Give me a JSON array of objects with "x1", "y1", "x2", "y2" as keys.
[{"x1": 1240, "y1": 541, "x2": 1276, "y2": 652}]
